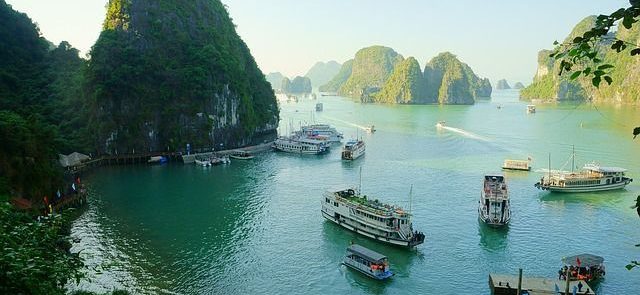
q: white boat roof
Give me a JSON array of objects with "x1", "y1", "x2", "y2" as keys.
[{"x1": 583, "y1": 164, "x2": 627, "y2": 172}]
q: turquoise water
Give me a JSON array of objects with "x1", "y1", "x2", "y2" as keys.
[{"x1": 71, "y1": 90, "x2": 640, "y2": 294}]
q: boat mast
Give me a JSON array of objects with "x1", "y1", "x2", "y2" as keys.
[
  {"x1": 358, "y1": 166, "x2": 362, "y2": 193},
  {"x1": 548, "y1": 153, "x2": 551, "y2": 182},
  {"x1": 571, "y1": 145, "x2": 575, "y2": 172}
]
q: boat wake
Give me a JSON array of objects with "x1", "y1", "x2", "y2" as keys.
[
  {"x1": 322, "y1": 116, "x2": 369, "y2": 131},
  {"x1": 440, "y1": 126, "x2": 490, "y2": 142}
]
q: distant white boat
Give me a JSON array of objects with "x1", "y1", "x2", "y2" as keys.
[
  {"x1": 527, "y1": 105, "x2": 536, "y2": 113},
  {"x1": 435, "y1": 121, "x2": 446, "y2": 129},
  {"x1": 365, "y1": 125, "x2": 376, "y2": 134},
  {"x1": 195, "y1": 159, "x2": 210, "y2": 167}
]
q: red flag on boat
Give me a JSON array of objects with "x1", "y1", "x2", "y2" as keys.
[{"x1": 576, "y1": 257, "x2": 581, "y2": 267}]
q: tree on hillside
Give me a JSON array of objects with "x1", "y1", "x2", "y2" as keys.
[{"x1": 549, "y1": 1, "x2": 639, "y2": 138}]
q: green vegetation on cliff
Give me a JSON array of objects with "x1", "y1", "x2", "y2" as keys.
[
  {"x1": 304, "y1": 61, "x2": 341, "y2": 88},
  {"x1": 424, "y1": 52, "x2": 492, "y2": 104},
  {"x1": 375, "y1": 57, "x2": 427, "y2": 104},
  {"x1": 319, "y1": 59, "x2": 353, "y2": 92},
  {"x1": 521, "y1": 15, "x2": 640, "y2": 103},
  {"x1": 339, "y1": 46, "x2": 404, "y2": 99},
  {"x1": 87, "y1": 0, "x2": 279, "y2": 154}
]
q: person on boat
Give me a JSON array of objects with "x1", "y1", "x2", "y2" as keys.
[
  {"x1": 558, "y1": 269, "x2": 563, "y2": 280},
  {"x1": 578, "y1": 281, "x2": 583, "y2": 292}
]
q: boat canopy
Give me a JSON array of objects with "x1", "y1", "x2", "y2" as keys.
[
  {"x1": 347, "y1": 244, "x2": 387, "y2": 263},
  {"x1": 583, "y1": 163, "x2": 626, "y2": 173},
  {"x1": 562, "y1": 254, "x2": 604, "y2": 267},
  {"x1": 484, "y1": 175, "x2": 505, "y2": 181}
]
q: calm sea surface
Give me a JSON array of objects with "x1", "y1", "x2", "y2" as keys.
[{"x1": 70, "y1": 90, "x2": 640, "y2": 294}]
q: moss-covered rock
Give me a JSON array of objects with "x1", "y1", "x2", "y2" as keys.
[
  {"x1": 305, "y1": 61, "x2": 341, "y2": 88},
  {"x1": 375, "y1": 57, "x2": 428, "y2": 104},
  {"x1": 423, "y1": 52, "x2": 491, "y2": 105},
  {"x1": 86, "y1": 0, "x2": 279, "y2": 154},
  {"x1": 339, "y1": 46, "x2": 404, "y2": 99},
  {"x1": 319, "y1": 59, "x2": 353, "y2": 92}
]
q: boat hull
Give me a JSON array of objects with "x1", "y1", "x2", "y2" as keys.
[
  {"x1": 321, "y1": 210, "x2": 420, "y2": 247},
  {"x1": 342, "y1": 260, "x2": 393, "y2": 280},
  {"x1": 478, "y1": 215, "x2": 510, "y2": 227},
  {"x1": 535, "y1": 179, "x2": 631, "y2": 193}
]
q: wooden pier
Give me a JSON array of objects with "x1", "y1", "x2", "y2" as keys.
[{"x1": 489, "y1": 274, "x2": 594, "y2": 295}]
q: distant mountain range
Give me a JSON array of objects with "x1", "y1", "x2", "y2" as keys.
[{"x1": 319, "y1": 45, "x2": 491, "y2": 104}]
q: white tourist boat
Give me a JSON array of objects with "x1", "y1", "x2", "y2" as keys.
[
  {"x1": 534, "y1": 150, "x2": 633, "y2": 193},
  {"x1": 299, "y1": 124, "x2": 343, "y2": 143},
  {"x1": 535, "y1": 163, "x2": 633, "y2": 193},
  {"x1": 342, "y1": 244, "x2": 393, "y2": 280},
  {"x1": 341, "y1": 139, "x2": 365, "y2": 160},
  {"x1": 321, "y1": 187, "x2": 425, "y2": 247},
  {"x1": 272, "y1": 136, "x2": 329, "y2": 154},
  {"x1": 478, "y1": 175, "x2": 511, "y2": 227},
  {"x1": 502, "y1": 159, "x2": 531, "y2": 171}
]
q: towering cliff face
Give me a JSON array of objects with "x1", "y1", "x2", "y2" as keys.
[
  {"x1": 339, "y1": 46, "x2": 404, "y2": 100},
  {"x1": 521, "y1": 15, "x2": 640, "y2": 103},
  {"x1": 423, "y1": 52, "x2": 491, "y2": 104},
  {"x1": 375, "y1": 57, "x2": 428, "y2": 103},
  {"x1": 319, "y1": 59, "x2": 353, "y2": 92},
  {"x1": 86, "y1": 0, "x2": 279, "y2": 154},
  {"x1": 304, "y1": 61, "x2": 341, "y2": 88},
  {"x1": 513, "y1": 82, "x2": 525, "y2": 89}
]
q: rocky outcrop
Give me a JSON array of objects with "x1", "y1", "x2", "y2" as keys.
[
  {"x1": 375, "y1": 57, "x2": 428, "y2": 103},
  {"x1": 521, "y1": 15, "x2": 640, "y2": 104},
  {"x1": 513, "y1": 82, "x2": 525, "y2": 89},
  {"x1": 265, "y1": 72, "x2": 285, "y2": 90},
  {"x1": 281, "y1": 76, "x2": 312, "y2": 94},
  {"x1": 423, "y1": 52, "x2": 492, "y2": 104},
  {"x1": 339, "y1": 46, "x2": 404, "y2": 100},
  {"x1": 319, "y1": 59, "x2": 353, "y2": 92},
  {"x1": 496, "y1": 79, "x2": 511, "y2": 89},
  {"x1": 304, "y1": 61, "x2": 341, "y2": 88},
  {"x1": 86, "y1": 0, "x2": 279, "y2": 154}
]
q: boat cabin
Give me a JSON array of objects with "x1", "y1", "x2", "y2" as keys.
[
  {"x1": 560, "y1": 254, "x2": 605, "y2": 282},
  {"x1": 343, "y1": 244, "x2": 393, "y2": 280}
]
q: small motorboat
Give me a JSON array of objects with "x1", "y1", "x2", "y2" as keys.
[
  {"x1": 230, "y1": 151, "x2": 254, "y2": 160},
  {"x1": 365, "y1": 125, "x2": 376, "y2": 134},
  {"x1": 435, "y1": 121, "x2": 446, "y2": 129},
  {"x1": 342, "y1": 244, "x2": 393, "y2": 280}
]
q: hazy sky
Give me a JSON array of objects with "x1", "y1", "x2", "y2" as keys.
[{"x1": 6, "y1": 0, "x2": 629, "y2": 84}]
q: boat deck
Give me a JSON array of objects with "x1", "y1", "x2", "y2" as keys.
[{"x1": 489, "y1": 274, "x2": 593, "y2": 294}]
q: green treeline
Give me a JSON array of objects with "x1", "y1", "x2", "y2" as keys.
[{"x1": 320, "y1": 46, "x2": 491, "y2": 104}]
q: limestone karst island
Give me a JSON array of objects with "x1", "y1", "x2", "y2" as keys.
[{"x1": 1, "y1": 0, "x2": 639, "y2": 294}]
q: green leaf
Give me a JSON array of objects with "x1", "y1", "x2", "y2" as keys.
[
  {"x1": 592, "y1": 76, "x2": 601, "y2": 87},
  {"x1": 593, "y1": 70, "x2": 605, "y2": 76},
  {"x1": 582, "y1": 67, "x2": 591, "y2": 76},
  {"x1": 570, "y1": 71, "x2": 582, "y2": 80},
  {"x1": 631, "y1": 48, "x2": 640, "y2": 56},
  {"x1": 597, "y1": 64, "x2": 614, "y2": 70},
  {"x1": 553, "y1": 40, "x2": 559, "y2": 45},
  {"x1": 623, "y1": 16, "x2": 635, "y2": 29},
  {"x1": 627, "y1": 264, "x2": 635, "y2": 270},
  {"x1": 568, "y1": 49, "x2": 579, "y2": 56},
  {"x1": 572, "y1": 36, "x2": 583, "y2": 43},
  {"x1": 604, "y1": 76, "x2": 613, "y2": 85}
]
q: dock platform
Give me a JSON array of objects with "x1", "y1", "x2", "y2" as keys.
[{"x1": 489, "y1": 274, "x2": 593, "y2": 295}]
